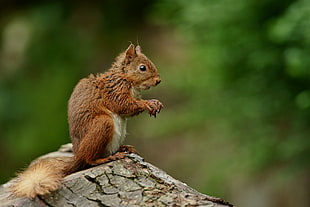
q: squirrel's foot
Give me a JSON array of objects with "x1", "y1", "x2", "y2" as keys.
[
  {"x1": 90, "y1": 152, "x2": 128, "y2": 165},
  {"x1": 89, "y1": 146, "x2": 138, "y2": 165},
  {"x1": 118, "y1": 145, "x2": 139, "y2": 154}
]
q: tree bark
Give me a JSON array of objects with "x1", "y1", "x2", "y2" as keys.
[{"x1": 0, "y1": 144, "x2": 233, "y2": 207}]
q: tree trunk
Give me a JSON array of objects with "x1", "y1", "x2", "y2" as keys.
[{"x1": 0, "y1": 144, "x2": 233, "y2": 207}]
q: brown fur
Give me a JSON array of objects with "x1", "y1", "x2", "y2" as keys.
[{"x1": 10, "y1": 44, "x2": 163, "y2": 198}]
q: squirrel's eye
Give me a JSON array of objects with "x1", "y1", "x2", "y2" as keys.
[{"x1": 139, "y1": 65, "x2": 147, "y2": 71}]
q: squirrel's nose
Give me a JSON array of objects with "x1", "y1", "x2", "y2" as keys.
[{"x1": 155, "y1": 78, "x2": 161, "y2": 85}]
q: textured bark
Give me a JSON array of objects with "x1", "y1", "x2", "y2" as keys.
[{"x1": 0, "y1": 144, "x2": 233, "y2": 207}]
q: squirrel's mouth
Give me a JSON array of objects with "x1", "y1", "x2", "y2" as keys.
[
  {"x1": 139, "y1": 84, "x2": 151, "y2": 90},
  {"x1": 138, "y1": 76, "x2": 161, "y2": 90}
]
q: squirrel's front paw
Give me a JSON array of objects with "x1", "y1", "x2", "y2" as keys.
[{"x1": 145, "y1": 99, "x2": 163, "y2": 117}]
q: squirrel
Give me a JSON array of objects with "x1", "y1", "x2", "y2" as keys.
[{"x1": 10, "y1": 44, "x2": 163, "y2": 199}]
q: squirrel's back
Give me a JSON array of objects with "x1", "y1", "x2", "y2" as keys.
[{"x1": 68, "y1": 75, "x2": 108, "y2": 151}]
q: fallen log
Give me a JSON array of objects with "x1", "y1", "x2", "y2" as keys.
[{"x1": 0, "y1": 144, "x2": 233, "y2": 207}]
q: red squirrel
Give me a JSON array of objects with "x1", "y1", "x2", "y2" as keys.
[{"x1": 11, "y1": 44, "x2": 163, "y2": 198}]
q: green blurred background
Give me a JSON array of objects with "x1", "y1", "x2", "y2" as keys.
[{"x1": 1, "y1": 0, "x2": 309, "y2": 206}]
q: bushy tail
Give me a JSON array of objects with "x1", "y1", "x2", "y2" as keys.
[{"x1": 11, "y1": 157, "x2": 71, "y2": 199}]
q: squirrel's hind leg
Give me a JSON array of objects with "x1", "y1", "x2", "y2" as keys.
[{"x1": 74, "y1": 115, "x2": 115, "y2": 166}]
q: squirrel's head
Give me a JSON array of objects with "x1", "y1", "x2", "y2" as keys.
[{"x1": 113, "y1": 44, "x2": 161, "y2": 90}]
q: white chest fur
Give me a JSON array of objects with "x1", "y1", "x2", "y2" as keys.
[{"x1": 108, "y1": 113, "x2": 127, "y2": 154}]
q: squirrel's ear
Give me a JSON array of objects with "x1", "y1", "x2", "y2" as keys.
[
  {"x1": 125, "y1": 44, "x2": 137, "y2": 59},
  {"x1": 135, "y1": 45, "x2": 142, "y2": 54}
]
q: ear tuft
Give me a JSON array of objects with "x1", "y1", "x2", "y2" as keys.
[{"x1": 135, "y1": 45, "x2": 142, "y2": 54}]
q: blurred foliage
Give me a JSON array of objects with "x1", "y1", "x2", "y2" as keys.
[
  {"x1": 150, "y1": 0, "x2": 310, "y2": 205},
  {"x1": 152, "y1": 0, "x2": 310, "y2": 168},
  {"x1": 0, "y1": 0, "x2": 309, "y2": 206}
]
